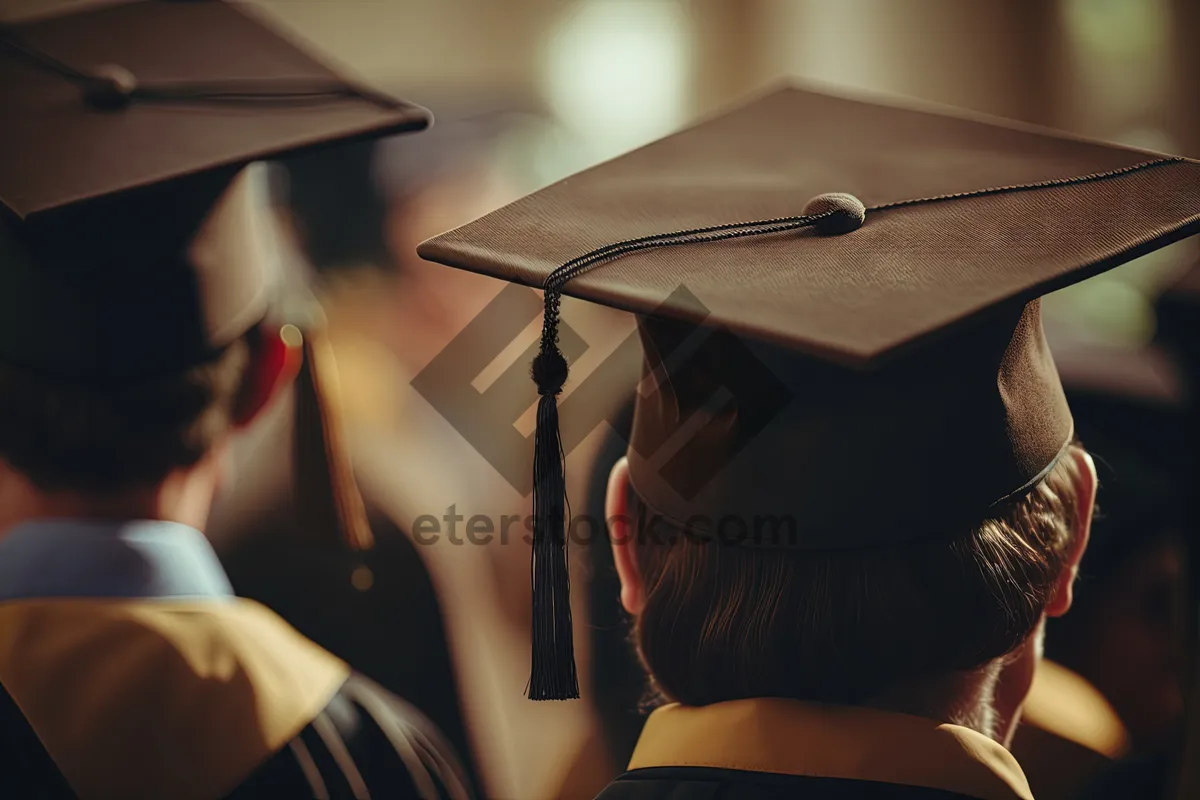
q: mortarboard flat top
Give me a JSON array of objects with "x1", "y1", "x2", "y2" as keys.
[
  {"x1": 422, "y1": 86, "x2": 1200, "y2": 367},
  {"x1": 0, "y1": 0, "x2": 429, "y2": 380},
  {"x1": 419, "y1": 84, "x2": 1200, "y2": 538},
  {"x1": 0, "y1": 0, "x2": 428, "y2": 221},
  {"x1": 418, "y1": 84, "x2": 1200, "y2": 699}
]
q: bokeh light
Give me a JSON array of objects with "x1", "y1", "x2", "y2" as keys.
[{"x1": 540, "y1": 1, "x2": 693, "y2": 170}]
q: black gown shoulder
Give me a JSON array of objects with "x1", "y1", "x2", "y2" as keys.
[
  {"x1": 230, "y1": 672, "x2": 472, "y2": 799},
  {"x1": 210, "y1": 402, "x2": 479, "y2": 793},
  {"x1": 595, "y1": 768, "x2": 983, "y2": 800},
  {"x1": 217, "y1": 500, "x2": 477, "y2": 788},
  {"x1": 1, "y1": 671, "x2": 472, "y2": 800}
]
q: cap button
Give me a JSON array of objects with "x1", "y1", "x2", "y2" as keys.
[
  {"x1": 803, "y1": 192, "x2": 866, "y2": 235},
  {"x1": 82, "y1": 64, "x2": 138, "y2": 111}
]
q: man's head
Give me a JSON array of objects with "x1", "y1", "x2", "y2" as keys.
[
  {"x1": 0, "y1": 323, "x2": 292, "y2": 487},
  {"x1": 0, "y1": 321, "x2": 295, "y2": 526},
  {"x1": 413, "y1": 84, "x2": 1200, "y2": 701},
  {"x1": 0, "y1": 157, "x2": 307, "y2": 527},
  {"x1": 606, "y1": 445, "x2": 1097, "y2": 710},
  {"x1": 0, "y1": 0, "x2": 432, "y2": 530}
]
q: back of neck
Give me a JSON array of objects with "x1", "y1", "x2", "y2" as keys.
[
  {"x1": 0, "y1": 458, "x2": 218, "y2": 536},
  {"x1": 866, "y1": 662, "x2": 1003, "y2": 741}
]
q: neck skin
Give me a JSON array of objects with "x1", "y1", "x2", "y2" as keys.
[
  {"x1": 867, "y1": 663, "x2": 1004, "y2": 741},
  {"x1": 866, "y1": 622, "x2": 1045, "y2": 746},
  {"x1": 0, "y1": 446, "x2": 225, "y2": 538}
]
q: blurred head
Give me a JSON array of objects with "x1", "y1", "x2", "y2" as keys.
[
  {"x1": 1042, "y1": 346, "x2": 1191, "y2": 749},
  {"x1": 1062, "y1": 535, "x2": 1185, "y2": 748},
  {"x1": 278, "y1": 139, "x2": 394, "y2": 277},
  {"x1": 0, "y1": 159, "x2": 299, "y2": 526},
  {"x1": 277, "y1": 113, "x2": 518, "y2": 282},
  {"x1": 1045, "y1": 448, "x2": 1187, "y2": 749},
  {"x1": 276, "y1": 118, "x2": 519, "y2": 373},
  {"x1": 606, "y1": 445, "x2": 1096, "y2": 711},
  {"x1": 0, "y1": 324, "x2": 293, "y2": 522}
]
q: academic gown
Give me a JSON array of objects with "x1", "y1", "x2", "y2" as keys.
[
  {"x1": 206, "y1": 383, "x2": 480, "y2": 794},
  {"x1": 0, "y1": 519, "x2": 472, "y2": 800},
  {"x1": 211, "y1": 333, "x2": 621, "y2": 799},
  {"x1": 594, "y1": 699, "x2": 1035, "y2": 800}
]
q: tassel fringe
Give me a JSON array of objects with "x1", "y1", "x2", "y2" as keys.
[
  {"x1": 528, "y1": 346, "x2": 579, "y2": 700},
  {"x1": 293, "y1": 327, "x2": 374, "y2": 552}
]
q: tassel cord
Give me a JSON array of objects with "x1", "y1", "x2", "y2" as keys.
[{"x1": 527, "y1": 210, "x2": 834, "y2": 700}]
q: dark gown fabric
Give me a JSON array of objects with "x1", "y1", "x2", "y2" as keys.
[
  {"x1": 1, "y1": 672, "x2": 470, "y2": 799},
  {"x1": 217, "y1": 502, "x2": 478, "y2": 793},
  {"x1": 595, "y1": 768, "x2": 985, "y2": 799},
  {"x1": 591, "y1": 698, "x2": 1034, "y2": 800},
  {"x1": 209, "y1": 398, "x2": 480, "y2": 795},
  {"x1": 229, "y1": 673, "x2": 470, "y2": 799},
  {"x1": 0, "y1": 678, "x2": 74, "y2": 800}
]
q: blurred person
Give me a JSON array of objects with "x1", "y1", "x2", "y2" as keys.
[
  {"x1": 565, "y1": 347, "x2": 1194, "y2": 796},
  {"x1": 0, "y1": 2, "x2": 471, "y2": 798},
  {"x1": 1008, "y1": 339, "x2": 1189, "y2": 800},
  {"x1": 209, "y1": 137, "x2": 482, "y2": 795},
  {"x1": 416, "y1": 84, "x2": 1200, "y2": 798},
  {"x1": 211, "y1": 102, "x2": 630, "y2": 799},
  {"x1": 1151, "y1": 259, "x2": 1200, "y2": 800},
  {"x1": 580, "y1": 399, "x2": 643, "y2": 772}
]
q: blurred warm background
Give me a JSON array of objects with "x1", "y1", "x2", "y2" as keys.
[
  {"x1": 269, "y1": 0, "x2": 1178, "y2": 343},
  {"x1": 6, "y1": 0, "x2": 1198, "y2": 342},
  {"x1": 5, "y1": 2, "x2": 1198, "y2": 798},
  {"x1": 257, "y1": 0, "x2": 1200, "y2": 347}
]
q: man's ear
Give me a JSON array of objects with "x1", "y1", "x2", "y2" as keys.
[
  {"x1": 607, "y1": 456, "x2": 646, "y2": 616},
  {"x1": 231, "y1": 323, "x2": 302, "y2": 428},
  {"x1": 1046, "y1": 446, "x2": 1097, "y2": 618}
]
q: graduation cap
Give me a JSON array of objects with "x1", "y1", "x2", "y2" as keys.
[
  {"x1": 1053, "y1": 337, "x2": 1188, "y2": 565},
  {"x1": 0, "y1": 0, "x2": 430, "y2": 551},
  {"x1": 1153, "y1": 257, "x2": 1200, "y2": 778},
  {"x1": 419, "y1": 85, "x2": 1200, "y2": 700},
  {"x1": 1157, "y1": 257, "x2": 1200, "y2": 375},
  {"x1": 276, "y1": 139, "x2": 394, "y2": 277}
]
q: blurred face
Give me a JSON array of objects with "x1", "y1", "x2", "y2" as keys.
[
  {"x1": 380, "y1": 163, "x2": 517, "y2": 370},
  {"x1": 1070, "y1": 536, "x2": 1185, "y2": 748}
]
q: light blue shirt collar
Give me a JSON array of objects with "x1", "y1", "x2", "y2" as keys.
[{"x1": 0, "y1": 519, "x2": 234, "y2": 602}]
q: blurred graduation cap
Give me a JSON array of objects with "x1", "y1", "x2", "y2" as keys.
[
  {"x1": 1157, "y1": 256, "x2": 1200, "y2": 372},
  {"x1": 1053, "y1": 336, "x2": 1188, "y2": 570},
  {"x1": 278, "y1": 88, "x2": 534, "y2": 277},
  {"x1": 1154, "y1": 243, "x2": 1200, "y2": 793},
  {"x1": 419, "y1": 84, "x2": 1200, "y2": 700},
  {"x1": 273, "y1": 138, "x2": 395, "y2": 277},
  {"x1": 0, "y1": 0, "x2": 430, "y2": 551},
  {"x1": 374, "y1": 88, "x2": 538, "y2": 196}
]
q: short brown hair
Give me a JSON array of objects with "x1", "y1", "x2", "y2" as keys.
[
  {"x1": 0, "y1": 338, "x2": 253, "y2": 492},
  {"x1": 630, "y1": 449, "x2": 1084, "y2": 707}
]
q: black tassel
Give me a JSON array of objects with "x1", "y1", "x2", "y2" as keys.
[
  {"x1": 522, "y1": 204, "x2": 844, "y2": 701},
  {"x1": 527, "y1": 331, "x2": 579, "y2": 700}
]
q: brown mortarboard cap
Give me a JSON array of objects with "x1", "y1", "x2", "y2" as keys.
[
  {"x1": 0, "y1": 0, "x2": 429, "y2": 550},
  {"x1": 1157, "y1": 256, "x2": 1200, "y2": 368},
  {"x1": 1051, "y1": 336, "x2": 1187, "y2": 548},
  {"x1": 419, "y1": 84, "x2": 1200, "y2": 700},
  {"x1": 0, "y1": 0, "x2": 428, "y2": 379}
]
